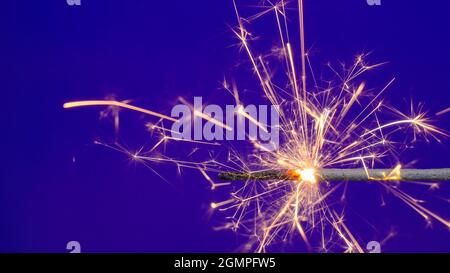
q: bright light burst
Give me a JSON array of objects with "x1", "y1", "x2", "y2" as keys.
[{"x1": 64, "y1": 0, "x2": 450, "y2": 252}]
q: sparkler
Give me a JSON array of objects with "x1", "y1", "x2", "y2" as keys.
[
  {"x1": 64, "y1": 0, "x2": 450, "y2": 253},
  {"x1": 218, "y1": 168, "x2": 450, "y2": 182}
]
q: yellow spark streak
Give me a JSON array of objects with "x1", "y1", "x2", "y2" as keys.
[
  {"x1": 232, "y1": 0, "x2": 272, "y2": 101},
  {"x1": 342, "y1": 78, "x2": 395, "y2": 133},
  {"x1": 384, "y1": 185, "x2": 450, "y2": 229},
  {"x1": 286, "y1": 43, "x2": 301, "y2": 104},
  {"x1": 274, "y1": 4, "x2": 291, "y2": 79},
  {"x1": 146, "y1": 123, "x2": 179, "y2": 135},
  {"x1": 177, "y1": 97, "x2": 233, "y2": 131},
  {"x1": 384, "y1": 164, "x2": 402, "y2": 180},
  {"x1": 436, "y1": 107, "x2": 450, "y2": 116},
  {"x1": 257, "y1": 193, "x2": 298, "y2": 253},
  {"x1": 199, "y1": 168, "x2": 231, "y2": 190},
  {"x1": 294, "y1": 183, "x2": 312, "y2": 251},
  {"x1": 298, "y1": 0, "x2": 307, "y2": 97},
  {"x1": 331, "y1": 210, "x2": 364, "y2": 253},
  {"x1": 193, "y1": 110, "x2": 233, "y2": 131},
  {"x1": 165, "y1": 136, "x2": 221, "y2": 145},
  {"x1": 338, "y1": 82, "x2": 365, "y2": 122},
  {"x1": 211, "y1": 199, "x2": 235, "y2": 209},
  {"x1": 237, "y1": 106, "x2": 269, "y2": 133},
  {"x1": 361, "y1": 115, "x2": 444, "y2": 137},
  {"x1": 63, "y1": 100, "x2": 177, "y2": 122}
]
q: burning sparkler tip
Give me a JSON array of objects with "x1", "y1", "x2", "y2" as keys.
[{"x1": 287, "y1": 168, "x2": 317, "y2": 184}]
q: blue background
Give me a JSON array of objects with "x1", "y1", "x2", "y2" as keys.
[{"x1": 1, "y1": 0, "x2": 450, "y2": 252}]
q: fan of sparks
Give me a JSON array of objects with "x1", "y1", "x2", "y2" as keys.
[{"x1": 64, "y1": 0, "x2": 450, "y2": 252}]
